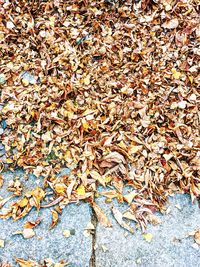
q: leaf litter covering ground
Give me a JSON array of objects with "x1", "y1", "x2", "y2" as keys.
[{"x1": 0, "y1": 0, "x2": 200, "y2": 262}]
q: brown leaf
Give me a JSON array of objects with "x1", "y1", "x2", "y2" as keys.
[
  {"x1": 92, "y1": 203, "x2": 112, "y2": 227},
  {"x1": 24, "y1": 218, "x2": 41, "y2": 229}
]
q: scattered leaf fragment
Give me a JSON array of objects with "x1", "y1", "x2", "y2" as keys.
[
  {"x1": 22, "y1": 228, "x2": 35, "y2": 239},
  {"x1": 49, "y1": 210, "x2": 59, "y2": 229},
  {"x1": 143, "y1": 233, "x2": 153, "y2": 242},
  {"x1": 194, "y1": 229, "x2": 200, "y2": 245},
  {"x1": 0, "y1": 175, "x2": 4, "y2": 188},
  {"x1": 63, "y1": 229, "x2": 71, "y2": 238},
  {"x1": 0, "y1": 239, "x2": 5, "y2": 248},
  {"x1": 83, "y1": 75, "x2": 91, "y2": 85}
]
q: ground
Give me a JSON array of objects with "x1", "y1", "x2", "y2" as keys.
[{"x1": 0, "y1": 170, "x2": 199, "y2": 266}]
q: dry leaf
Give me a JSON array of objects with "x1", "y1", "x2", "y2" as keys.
[
  {"x1": 0, "y1": 175, "x2": 4, "y2": 188},
  {"x1": 194, "y1": 229, "x2": 200, "y2": 245},
  {"x1": 90, "y1": 170, "x2": 105, "y2": 187},
  {"x1": 83, "y1": 75, "x2": 91, "y2": 85},
  {"x1": 76, "y1": 185, "x2": 86, "y2": 196},
  {"x1": 162, "y1": 18, "x2": 179, "y2": 29},
  {"x1": 0, "y1": 195, "x2": 14, "y2": 208},
  {"x1": 0, "y1": 0, "x2": 199, "y2": 235},
  {"x1": 112, "y1": 207, "x2": 134, "y2": 233},
  {"x1": 124, "y1": 192, "x2": 137, "y2": 204},
  {"x1": 143, "y1": 233, "x2": 153, "y2": 242},
  {"x1": 24, "y1": 219, "x2": 41, "y2": 229},
  {"x1": 15, "y1": 258, "x2": 35, "y2": 267},
  {"x1": 49, "y1": 210, "x2": 59, "y2": 229},
  {"x1": 0, "y1": 239, "x2": 5, "y2": 248},
  {"x1": 92, "y1": 203, "x2": 112, "y2": 227},
  {"x1": 63, "y1": 229, "x2": 71, "y2": 238},
  {"x1": 22, "y1": 228, "x2": 35, "y2": 239}
]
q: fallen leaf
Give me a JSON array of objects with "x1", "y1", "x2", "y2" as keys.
[
  {"x1": 0, "y1": 239, "x2": 5, "y2": 248},
  {"x1": 15, "y1": 258, "x2": 35, "y2": 267},
  {"x1": 0, "y1": 175, "x2": 4, "y2": 188},
  {"x1": 49, "y1": 209, "x2": 59, "y2": 229},
  {"x1": 194, "y1": 229, "x2": 200, "y2": 244},
  {"x1": 92, "y1": 203, "x2": 112, "y2": 227},
  {"x1": 83, "y1": 75, "x2": 91, "y2": 85},
  {"x1": 171, "y1": 68, "x2": 182, "y2": 79},
  {"x1": 76, "y1": 185, "x2": 86, "y2": 196},
  {"x1": 22, "y1": 228, "x2": 35, "y2": 239},
  {"x1": 143, "y1": 233, "x2": 153, "y2": 242},
  {"x1": 112, "y1": 207, "x2": 134, "y2": 233},
  {"x1": 124, "y1": 192, "x2": 137, "y2": 204},
  {"x1": 63, "y1": 229, "x2": 71, "y2": 238},
  {"x1": 0, "y1": 195, "x2": 14, "y2": 208},
  {"x1": 90, "y1": 170, "x2": 105, "y2": 187},
  {"x1": 24, "y1": 218, "x2": 41, "y2": 229},
  {"x1": 54, "y1": 183, "x2": 66, "y2": 194},
  {"x1": 162, "y1": 18, "x2": 179, "y2": 29}
]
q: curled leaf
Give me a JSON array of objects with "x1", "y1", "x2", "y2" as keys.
[{"x1": 49, "y1": 209, "x2": 59, "y2": 229}]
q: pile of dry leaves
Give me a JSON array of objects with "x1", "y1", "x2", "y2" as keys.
[{"x1": 0, "y1": 0, "x2": 199, "y2": 232}]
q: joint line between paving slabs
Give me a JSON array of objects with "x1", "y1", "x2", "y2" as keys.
[{"x1": 89, "y1": 207, "x2": 97, "y2": 267}]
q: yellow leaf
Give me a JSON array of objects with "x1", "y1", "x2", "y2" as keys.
[
  {"x1": 55, "y1": 183, "x2": 66, "y2": 194},
  {"x1": 82, "y1": 119, "x2": 90, "y2": 130},
  {"x1": 31, "y1": 187, "x2": 45, "y2": 210},
  {"x1": 0, "y1": 239, "x2": 4, "y2": 248},
  {"x1": 128, "y1": 145, "x2": 142, "y2": 155},
  {"x1": 18, "y1": 198, "x2": 29, "y2": 208},
  {"x1": 6, "y1": 158, "x2": 13, "y2": 163},
  {"x1": 50, "y1": 210, "x2": 59, "y2": 229},
  {"x1": 112, "y1": 206, "x2": 134, "y2": 233},
  {"x1": 103, "y1": 176, "x2": 112, "y2": 184},
  {"x1": 118, "y1": 141, "x2": 126, "y2": 149},
  {"x1": 171, "y1": 68, "x2": 182, "y2": 79},
  {"x1": 21, "y1": 78, "x2": 29, "y2": 86},
  {"x1": 76, "y1": 185, "x2": 85, "y2": 196},
  {"x1": 143, "y1": 233, "x2": 153, "y2": 242},
  {"x1": 83, "y1": 75, "x2": 90, "y2": 85},
  {"x1": 188, "y1": 75, "x2": 193, "y2": 83}
]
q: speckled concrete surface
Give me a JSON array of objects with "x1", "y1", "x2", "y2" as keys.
[
  {"x1": 0, "y1": 170, "x2": 93, "y2": 266},
  {"x1": 95, "y1": 194, "x2": 200, "y2": 267},
  {"x1": 0, "y1": 170, "x2": 200, "y2": 267}
]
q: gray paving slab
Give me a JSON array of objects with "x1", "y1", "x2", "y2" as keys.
[
  {"x1": 0, "y1": 170, "x2": 93, "y2": 266},
  {"x1": 95, "y1": 193, "x2": 200, "y2": 267}
]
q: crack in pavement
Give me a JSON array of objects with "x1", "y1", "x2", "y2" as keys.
[{"x1": 89, "y1": 207, "x2": 97, "y2": 267}]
